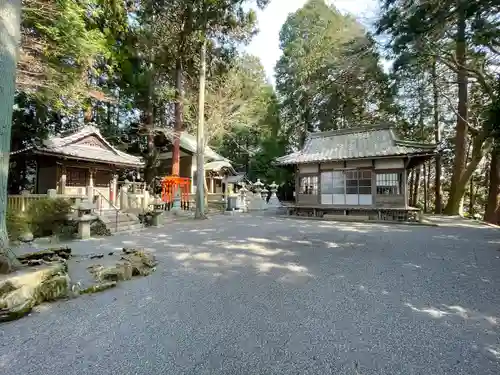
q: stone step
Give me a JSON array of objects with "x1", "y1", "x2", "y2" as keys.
[
  {"x1": 100, "y1": 218, "x2": 138, "y2": 225},
  {"x1": 96, "y1": 210, "x2": 143, "y2": 235}
]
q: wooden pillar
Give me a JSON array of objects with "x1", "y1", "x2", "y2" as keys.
[
  {"x1": 317, "y1": 163, "x2": 321, "y2": 204},
  {"x1": 110, "y1": 173, "x2": 118, "y2": 206},
  {"x1": 60, "y1": 165, "x2": 67, "y2": 195},
  {"x1": 87, "y1": 168, "x2": 95, "y2": 201},
  {"x1": 210, "y1": 176, "x2": 214, "y2": 194},
  {"x1": 403, "y1": 168, "x2": 408, "y2": 208}
]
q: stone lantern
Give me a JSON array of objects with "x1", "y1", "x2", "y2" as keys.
[
  {"x1": 268, "y1": 181, "x2": 282, "y2": 208},
  {"x1": 150, "y1": 197, "x2": 165, "y2": 227},
  {"x1": 253, "y1": 179, "x2": 264, "y2": 196},
  {"x1": 238, "y1": 183, "x2": 248, "y2": 212},
  {"x1": 74, "y1": 200, "x2": 96, "y2": 239}
]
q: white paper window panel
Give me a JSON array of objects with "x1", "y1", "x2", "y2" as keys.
[
  {"x1": 332, "y1": 194, "x2": 345, "y2": 205},
  {"x1": 376, "y1": 173, "x2": 399, "y2": 186},
  {"x1": 359, "y1": 194, "x2": 372, "y2": 205},
  {"x1": 345, "y1": 194, "x2": 359, "y2": 205},
  {"x1": 321, "y1": 194, "x2": 333, "y2": 204}
]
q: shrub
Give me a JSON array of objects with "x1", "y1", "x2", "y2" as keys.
[
  {"x1": 6, "y1": 209, "x2": 30, "y2": 240},
  {"x1": 26, "y1": 198, "x2": 73, "y2": 237}
]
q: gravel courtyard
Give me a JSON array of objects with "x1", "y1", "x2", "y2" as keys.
[{"x1": 1, "y1": 215, "x2": 499, "y2": 374}]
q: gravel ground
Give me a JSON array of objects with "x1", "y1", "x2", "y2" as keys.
[{"x1": 1, "y1": 214, "x2": 499, "y2": 375}]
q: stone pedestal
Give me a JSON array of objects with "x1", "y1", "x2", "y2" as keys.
[
  {"x1": 150, "y1": 199, "x2": 165, "y2": 227},
  {"x1": 142, "y1": 190, "x2": 150, "y2": 211},
  {"x1": 120, "y1": 181, "x2": 130, "y2": 210},
  {"x1": 75, "y1": 200, "x2": 96, "y2": 239},
  {"x1": 77, "y1": 219, "x2": 92, "y2": 239},
  {"x1": 170, "y1": 187, "x2": 181, "y2": 212}
]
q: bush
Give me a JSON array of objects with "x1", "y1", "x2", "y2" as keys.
[
  {"x1": 6, "y1": 209, "x2": 30, "y2": 240},
  {"x1": 26, "y1": 198, "x2": 73, "y2": 237}
]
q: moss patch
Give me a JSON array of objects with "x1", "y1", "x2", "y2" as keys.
[
  {"x1": 88, "y1": 248, "x2": 157, "y2": 284},
  {"x1": 80, "y1": 282, "x2": 117, "y2": 294},
  {"x1": 0, "y1": 263, "x2": 70, "y2": 323}
]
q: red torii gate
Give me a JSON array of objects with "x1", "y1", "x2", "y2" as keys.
[{"x1": 161, "y1": 175, "x2": 191, "y2": 210}]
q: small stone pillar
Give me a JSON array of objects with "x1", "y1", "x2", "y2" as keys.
[
  {"x1": 47, "y1": 189, "x2": 57, "y2": 199},
  {"x1": 111, "y1": 174, "x2": 118, "y2": 206},
  {"x1": 60, "y1": 166, "x2": 67, "y2": 195},
  {"x1": 150, "y1": 198, "x2": 165, "y2": 227},
  {"x1": 142, "y1": 190, "x2": 150, "y2": 211},
  {"x1": 86, "y1": 185, "x2": 94, "y2": 202},
  {"x1": 75, "y1": 200, "x2": 96, "y2": 239},
  {"x1": 120, "y1": 181, "x2": 129, "y2": 210}
]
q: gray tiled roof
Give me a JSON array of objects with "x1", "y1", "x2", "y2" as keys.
[
  {"x1": 154, "y1": 128, "x2": 227, "y2": 161},
  {"x1": 275, "y1": 125, "x2": 436, "y2": 165},
  {"x1": 12, "y1": 125, "x2": 144, "y2": 167}
]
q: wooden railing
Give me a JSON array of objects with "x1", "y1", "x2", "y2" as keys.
[
  {"x1": 7, "y1": 193, "x2": 86, "y2": 213},
  {"x1": 7, "y1": 194, "x2": 47, "y2": 213}
]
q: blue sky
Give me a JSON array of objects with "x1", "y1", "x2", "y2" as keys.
[{"x1": 245, "y1": 0, "x2": 380, "y2": 82}]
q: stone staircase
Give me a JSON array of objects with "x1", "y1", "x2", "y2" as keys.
[{"x1": 97, "y1": 209, "x2": 143, "y2": 234}]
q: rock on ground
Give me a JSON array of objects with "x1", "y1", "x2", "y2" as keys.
[
  {"x1": 87, "y1": 248, "x2": 157, "y2": 283},
  {"x1": 0, "y1": 263, "x2": 70, "y2": 322}
]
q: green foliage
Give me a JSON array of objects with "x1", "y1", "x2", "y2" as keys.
[
  {"x1": 275, "y1": 0, "x2": 394, "y2": 146},
  {"x1": 6, "y1": 209, "x2": 29, "y2": 241},
  {"x1": 20, "y1": 0, "x2": 110, "y2": 107},
  {"x1": 209, "y1": 54, "x2": 286, "y2": 181},
  {"x1": 26, "y1": 198, "x2": 73, "y2": 237}
]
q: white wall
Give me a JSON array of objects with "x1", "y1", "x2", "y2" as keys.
[
  {"x1": 374, "y1": 158, "x2": 404, "y2": 170},
  {"x1": 298, "y1": 164, "x2": 318, "y2": 173},
  {"x1": 346, "y1": 159, "x2": 372, "y2": 168}
]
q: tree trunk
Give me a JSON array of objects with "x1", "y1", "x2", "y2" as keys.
[
  {"x1": 423, "y1": 162, "x2": 428, "y2": 213},
  {"x1": 469, "y1": 176, "x2": 475, "y2": 217},
  {"x1": 144, "y1": 63, "x2": 155, "y2": 185},
  {"x1": 0, "y1": 0, "x2": 21, "y2": 266},
  {"x1": 116, "y1": 91, "x2": 120, "y2": 129},
  {"x1": 172, "y1": 58, "x2": 183, "y2": 176},
  {"x1": 195, "y1": 39, "x2": 207, "y2": 219},
  {"x1": 432, "y1": 58, "x2": 442, "y2": 213},
  {"x1": 453, "y1": 133, "x2": 493, "y2": 214},
  {"x1": 485, "y1": 148, "x2": 500, "y2": 224},
  {"x1": 444, "y1": 4, "x2": 468, "y2": 214},
  {"x1": 412, "y1": 167, "x2": 421, "y2": 207}
]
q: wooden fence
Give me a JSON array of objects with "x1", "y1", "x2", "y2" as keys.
[{"x1": 7, "y1": 192, "x2": 86, "y2": 213}]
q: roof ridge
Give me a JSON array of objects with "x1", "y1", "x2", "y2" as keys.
[
  {"x1": 308, "y1": 124, "x2": 392, "y2": 139},
  {"x1": 394, "y1": 139, "x2": 437, "y2": 148}
]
